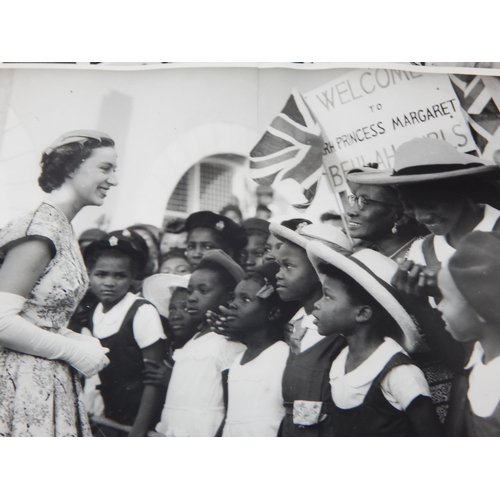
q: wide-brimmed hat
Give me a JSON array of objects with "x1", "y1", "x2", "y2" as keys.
[
  {"x1": 142, "y1": 273, "x2": 190, "y2": 318},
  {"x1": 347, "y1": 138, "x2": 499, "y2": 185},
  {"x1": 270, "y1": 222, "x2": 352, "y2": 253},
  {"x1": 306, "y1": 240, "x2": 422, "y2": 352}
]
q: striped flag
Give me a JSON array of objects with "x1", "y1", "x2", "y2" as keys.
[
  {"x1": 249, "y1": 88, "x2": 324, "y2": 210},
  {"x1": 449, "y1": 74, "x2": 500, "y2": 155}
]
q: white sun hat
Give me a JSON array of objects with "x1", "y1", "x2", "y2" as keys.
[
  {"x1": 142, "y1": 273, "x2": 190, "y2": 318},
  {"x1": 347, "y1": 137, "x2": 499, "y2": 185},
  {"x1": 306, "y1": 240, "x2": 422, "y2": 353},
  {"x1": 269, "y1": 222, "x2": 352, "y2": 253}
]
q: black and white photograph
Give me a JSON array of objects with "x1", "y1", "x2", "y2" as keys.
[{"x1": 1, "y1": 60, "x2": 500, "y2": 443}]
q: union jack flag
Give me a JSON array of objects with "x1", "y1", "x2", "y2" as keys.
[
  {"x1": 449, "y1": 73, "x2": 500, "y2": 154},
  {"x1": 249, "y1": 88, "x2": 324, "y2": 210}
]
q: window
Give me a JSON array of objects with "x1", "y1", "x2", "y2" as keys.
[{"x1": 165, "y1": 154, "x2": 247, "y2": 224}]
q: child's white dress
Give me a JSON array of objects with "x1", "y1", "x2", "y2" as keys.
[
  {"x1": 156, "y1": 331, "x2": 245, "y2": 437},
  {"x1": 223, "y1": 340, "x2": 289, "y2": 437}
]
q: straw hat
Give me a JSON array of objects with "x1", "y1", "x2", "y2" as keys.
[
  {"x1": 347, "y1": 138, "x2": 499, "y2": 185},
  {"x1": 269, "y1": 222, "x2": 352, "y2": 252},
  {"x1": 142, "y1": 273, "x2": 190, "y2": 318},
  {"x1": 306, "y1": 240, "x2": 422, "y2": 352}
]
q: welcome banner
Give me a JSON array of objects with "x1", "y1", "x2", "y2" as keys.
[{"x1": 304, "y1": 68, "x2": 477, "y2": 192}]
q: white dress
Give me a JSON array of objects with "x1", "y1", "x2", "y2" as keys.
[
  {"x1": 223, "y1": 340, "x2": 289, "y2": 437},
  {"x1": 156, "y1": 331, "x2": 245, "y2": 437}
]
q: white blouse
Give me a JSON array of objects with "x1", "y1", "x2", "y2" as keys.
[
  {"x1": 92, "y1": 292, "x2": 166, "y2": 348},
  {"x1": 329, "y1": 337, "x2": 431, "y2": 411},
  {"x1": 407, "y1": 204, "x2": 500, "y2": 266}
]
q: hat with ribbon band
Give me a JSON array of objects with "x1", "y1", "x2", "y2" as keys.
[
  {"x1": 306, "y1": 240, "x2": 422, "y2": 352},
  {"x1": 347, "y1": 138, "x2": 499, "y2": 185}
]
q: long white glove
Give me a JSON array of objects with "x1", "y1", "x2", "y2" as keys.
[{"x1": 0, "y1": 291, "x2": 109, "y2": 378}]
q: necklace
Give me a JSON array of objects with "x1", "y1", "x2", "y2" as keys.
[{"x1": 387, "y1": 237, "x2": 419, "y2": 260}]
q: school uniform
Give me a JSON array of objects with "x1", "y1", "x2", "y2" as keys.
[
  {"x1": 223, "y1": 340, "x2": 289, "y2": 437},
  {"x1": 407, "y1": 204, "x2": 500, "y2": 268},
  {"x1": 329, "y1": 337, "x2": 432, "y2": 436},
  {"x1": 84, "y1": 292, "x2": 166, "y2": 426},
  {"x1": 464, "y1": 341, "x2": 500, "y2": 436},
  {"x1": 281, "y1": 308, "x2": 346, "y2": 437},
  {"x1": 156, "y1": 331, "x2": 245, "y2": 437}
]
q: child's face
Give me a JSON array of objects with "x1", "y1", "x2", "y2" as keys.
[
  {"x1": 276, "y1": 242, "x2": 320, "y2": 302},
  {"x1": 186, "y1": 228, "x2": 223, "y2": 270},
  {"x1": 89, "y1": 254, "x2": 134, "y2": 311},
  {"x1": 160, "y1": 256, "x2": 191, "y2": 275},
  {"x1": 168, "y1": 289, "x2": 196, "y2": 339},
  {"x1": 437, "y1": 267, "x2": 483, "y2": 343},
  {"x1": 312, "y1": 276, "x2": 359, "y2": 336},
  {"x1": 225, "y1": 279, "x2": 270, "y2": 332},
  {"x1": 160, "y1": 232, "x2": 187, "y2": 256},
  {"x1": 186, "y1": 268, "x2": 231, "y2": 326},
  {"x1": 240, "y1": 234, "x2": 266, "y2": 272},
  {"x1": 264, "y1": 233, "x2": 282, "y2": 263}
]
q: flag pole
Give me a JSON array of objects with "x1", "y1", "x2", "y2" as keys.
[
  {"x1": 299, "y1": 90, "x2": 354, "y2": 247},
  {"x1": 320, "y1": 162, "x2": 354, "y2": 247}
]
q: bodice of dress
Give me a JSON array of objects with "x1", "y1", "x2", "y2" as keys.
[{"x1": 0, "y1": 202, "x2": 88, "y2": 332}]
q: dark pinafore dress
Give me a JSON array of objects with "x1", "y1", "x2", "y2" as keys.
[
  {"x1": 331, "y1": 352, "x2": 416, "y2": 437},
  {"x1": 92, "y1": 299, "x2": 162, "y2": 427},
  {"x1": 281, "y1": 335, "x2": 346, "y2": 437}
]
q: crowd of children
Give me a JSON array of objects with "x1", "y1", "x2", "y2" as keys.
[{"x1": 45, "y1": 137, "x2": 500, "y2": 437}]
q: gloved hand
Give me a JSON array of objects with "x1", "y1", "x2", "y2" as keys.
[{"x1": 0, "y1": 292, "x2": 109, "y2": 377}]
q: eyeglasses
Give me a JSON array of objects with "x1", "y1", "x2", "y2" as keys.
[{"x1": 347, "y1": 194, "x2": 400, "y2": 211}]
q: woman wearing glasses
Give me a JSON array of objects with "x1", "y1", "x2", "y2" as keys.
[
  {"x1": 347, "y1": 138, "x2": 500, "y2": 430},
  {"x1": 0, "y1": 130, "x2": 116, "y2": 436},
  {"x1": 346, "y1": 167, "x2": 424, "y2": 261}
]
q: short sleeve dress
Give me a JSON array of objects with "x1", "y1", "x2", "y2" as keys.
[{"x1": 0, "y1": 201, "x2": 91, "y2": 437}]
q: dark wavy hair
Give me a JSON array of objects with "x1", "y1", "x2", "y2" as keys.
[{"x1": 38, "y1": 137, "x2": 115, "y2": 193}]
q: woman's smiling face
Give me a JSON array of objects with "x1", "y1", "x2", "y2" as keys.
[
  {"x1": 68, "y1": 146, "x2": 118, "y2": 207},
  {"x1": 398, "y1": 184, "x2": 464, "y2": 236},
  {"x1": 347, "y1": 185, "x2": 400, "y2": 242}
]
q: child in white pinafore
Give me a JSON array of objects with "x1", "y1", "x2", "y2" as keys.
[
  {"x1": 221, "y1": 261, "x2": 299, "y2": 437},
  {"x1": 155, "y1": 250, "x2": 246, "y2": 437}
]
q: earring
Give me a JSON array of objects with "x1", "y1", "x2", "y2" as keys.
[{"x1": 391, "y1": 223, "x2": 398, "y2": 234}]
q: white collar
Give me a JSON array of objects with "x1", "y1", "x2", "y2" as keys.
[
  {"x1": 291, "y1": 307, "x2": 305, "y2": 322},
  {"x1": 330, "y1": 337, "x2": 405, "y2": 388},
  {"x1": 434, "y1": 205, "x2": 500, "y2": 265},
  {"x1": 93, "y1": 292, "x2": 138, "y2": 325}
]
